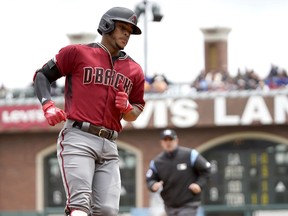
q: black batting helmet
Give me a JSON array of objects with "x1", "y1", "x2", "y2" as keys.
[{"x1": 97, "y1": 7, "x2": 142, "y2": 35}]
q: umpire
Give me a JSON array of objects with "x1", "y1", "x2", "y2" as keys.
[{"x1": 146, "y1": 129, "x2": 211, "y2": 216}]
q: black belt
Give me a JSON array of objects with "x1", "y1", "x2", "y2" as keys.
[{"x1": 72, "y1": 121, "x2": 117, "y2": 140}]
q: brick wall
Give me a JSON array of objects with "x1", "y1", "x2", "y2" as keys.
[{"x1": 0, "y1": 125, "x2": 288, "y2": 210}]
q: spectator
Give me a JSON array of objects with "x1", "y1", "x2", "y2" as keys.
[
  {"x1": 150, "y1": 73, "x2": 170, "y2": 93},
  {"x1": 0, "y1": 83, "x2": 7, "y2": 99},
  {"x1": 191, "y1": 70, "x2": 209, "y2": 92},
  {"x1": 144, "y1": 75, "x2": 153, "y2": 92},
  {"x1": 256, "y1": 80, "x2": 270, "y2": 92}
]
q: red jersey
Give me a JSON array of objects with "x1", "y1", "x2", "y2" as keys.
[{"x1": 55, "y1": 43, "x2": 145, "y2": 132}]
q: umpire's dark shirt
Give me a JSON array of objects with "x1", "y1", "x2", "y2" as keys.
[{"x1": 146, "y1": 146, "x2": 211, "y2": 208}]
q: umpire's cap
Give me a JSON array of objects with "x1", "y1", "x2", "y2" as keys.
[
  {"x1": 98, "y1": 7, "x2": 142, "y2": 35},
  {"x1": 160, "y1": 129, "x2": 178, "y2": 140}
]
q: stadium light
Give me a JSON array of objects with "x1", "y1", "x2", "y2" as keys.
[{"x1": 135, "y1": 0, "x2": 163, "y2": 76}]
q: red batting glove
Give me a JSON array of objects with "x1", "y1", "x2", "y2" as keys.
[
  {"x1": 42, "y1": 100, "x2": 66, "y2": 126},
  {"x1": 115, "y1": 83, "x2": 133, "y2": 114}
]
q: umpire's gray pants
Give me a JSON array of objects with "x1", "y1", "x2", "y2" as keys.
[
  {"x1": 165, "y1": 201, "x2": 201, "y2": 216},
  {"x1": 57, "y1": 124, "x2": 120, "y2": 216}
]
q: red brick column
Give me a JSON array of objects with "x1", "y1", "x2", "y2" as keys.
[{"x1": 200, "y1": 27, "x2": 231, "y2": 75}]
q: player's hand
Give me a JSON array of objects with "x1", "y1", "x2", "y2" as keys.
[
  {"x1": 115, "y1": 83, "x2": 133, "y2": 114},
  {"x1": 42, "y1": 100, "x2": 66, "y2": 126},
  {"x1": 188, "y1": 183, "x2": 201, "y2": 194},
  {"x1": 151, "y1": 181, "x2": 163, "y2": 192}
]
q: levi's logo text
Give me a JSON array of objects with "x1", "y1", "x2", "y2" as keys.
[{"x1": 83, "y1": 67, "x2": 133, "y2": 93}]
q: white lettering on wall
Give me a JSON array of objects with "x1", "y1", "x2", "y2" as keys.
[
  {"x1": 227, "y1": 153, "x2": 241, "y2": 165},
  {"x1": 227, "y1": 180, "x2": 242, "y2": 192},
  {"x1": 1, "y1": 95, "x2": 287, "y2": 130},
  {"x1": 274, "y1": 95, "x2": 288, "y2": 124},
  {"x1": 2, "y1": 109, "x2": 45, "y2": 123},
  {"x1": 170, "y1": 99, "x2": 199, "y2": 128},
  {"x1": 225, "y1": 153, "x2": 244, "y2": 179},
  {"x1": 215, "y1": 97, "x2": 240, "y2": 125},
  {"x1": 122, "y1": 95, "x2": 288, "y2": 129},
  {"x1": 123, "y1": 98, "x2": 199, "y2": 129},
  {"x1": 241, "y1": 96, "x2": 272, "y2": 125},
  {"x1": 154, "y1": 100, "x2": 169, "y2": 128},
  {"x1": 225, "y1": 166, "x2": 244, "y2": 179},
  {"x1": 209, "y1": 187, "x2": 219, "y2": 201},
  {"x1": 225, "y1": 193, "x2": 245, "y2": 205},
  {"x1": 215, "y1": 95, "x2": 288, "y2": 126},
  {"x1": 225, "y1": 153, "x2": 245, "y2": 206}
]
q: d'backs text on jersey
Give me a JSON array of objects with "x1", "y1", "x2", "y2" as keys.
[{"x1": 83, "y1": 67, "x2": 133, "y2": 94}]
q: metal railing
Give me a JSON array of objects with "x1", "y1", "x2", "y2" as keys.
[{"x1": 1, "y1": 84, "x2": 288, "y2": 106}]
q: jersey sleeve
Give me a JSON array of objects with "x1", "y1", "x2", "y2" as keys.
[
  {"x1": 146, "y1": 160, "x2": 160, "y2": 192},
  {"x1": 191, "y1": 150, "x2": 211, "y2": 188},
  {"x1": 129, "y1": 67, "x2": 145, "y2": 111},
  {"x1": 54, "y1": 45, "x2": 78, "y2": 76}
]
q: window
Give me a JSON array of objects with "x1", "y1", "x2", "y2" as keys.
[{"x1": 203, "y1": 139, "x2": 288, "y2": 206}]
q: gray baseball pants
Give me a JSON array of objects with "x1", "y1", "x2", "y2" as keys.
[
  {"x1": 164, "y1": 201, "x2": 201, "y2": 216},
  {"x1": 57, "y1": 122, "x2": 121, "y2": 216}
]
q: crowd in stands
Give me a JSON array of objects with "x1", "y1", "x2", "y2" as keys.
[
  {"x1": 1, "y1": 64, "x2": 288, "y2": 100},
  {"x1": 190, "y1": 64, "x2": 288, "y2": 93},
  {"x1": 144, "y1": 64, "x2": 288, "y2": 94}
]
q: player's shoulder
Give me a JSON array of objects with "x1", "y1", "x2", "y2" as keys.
[
  {"x1": 86, "y1": 43, "x2": 101, "y2": 49},
  {"x1": 120, "y1": 52, "x2": 144, "y2": 76},
  {"x1": 127, "y1": 56, "x2": 140, "y2": 67},
  {"x1": 60, "y1": 43, "x2": 100, "y2": 52},
  {"x1": 120, "y1": 51, "x2": 140, "y2": 65}
]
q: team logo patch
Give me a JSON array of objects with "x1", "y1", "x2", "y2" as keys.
[
  {"x1": 146, "y1": 169, "x2": 153, "y2": 178},
  {"x1": 177, "y1": 163, "x2": 187, "y2": 170},
  {"x1": 129, "y1": 15, "x2": 137, "y2": 24}
]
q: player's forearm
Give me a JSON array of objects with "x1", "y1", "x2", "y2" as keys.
[
  {"x1": 122, "y1": 106, "x2": 142, "y2": 121},
  {"x1": 34, "y1": 72, "x2": 52, "y2": 105}
]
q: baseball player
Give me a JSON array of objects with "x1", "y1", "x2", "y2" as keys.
[
  {"x1": 146, "y1": 129, "x2": 211, "y2": 216},
  {"x1": 33, "y1": 7, "x2": 145, "y2": 216}
]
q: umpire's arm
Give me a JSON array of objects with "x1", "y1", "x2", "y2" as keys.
[
  {"x1": 193, "y1": 151, "x2": 211, "y2": 189},
  {"x1": 146, "y1": 160, "x2": 161, "y2": 192}
]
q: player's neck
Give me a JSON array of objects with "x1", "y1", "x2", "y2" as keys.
[{"x1": 100, "y1": 39, "x2": 120, "y2": 57}]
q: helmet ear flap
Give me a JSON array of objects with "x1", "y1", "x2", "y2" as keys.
[{"x1": 97, "y1": 14, "x2": 115, "y2": 35}]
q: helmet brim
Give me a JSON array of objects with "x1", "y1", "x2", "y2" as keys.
[{"x1": 112, "y1": 18, "x2": 142, "y2": 35}]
